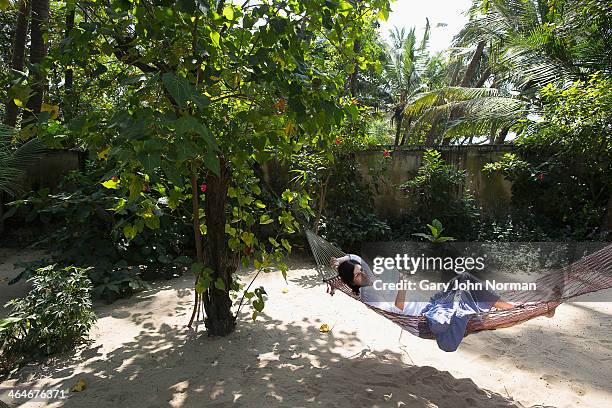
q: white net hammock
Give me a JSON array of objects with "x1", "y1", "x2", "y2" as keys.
[{"x1": 305, "y1": 230, "x2": 612, "y2": 339}]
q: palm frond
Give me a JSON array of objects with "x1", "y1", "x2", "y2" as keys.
[
  {"x1": 403, "y1": 87, "x2": 499, "y2": 117},
  {"x1": 0, "y1": 125, "x2": 46, "y2": 196}
]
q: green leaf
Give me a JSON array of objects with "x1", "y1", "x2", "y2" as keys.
[
  {"x1": 123, "y1": 223, "x2": 137, "y2": 240},
  {"x1": 241, "y1": 231, "x2": 254, "y2": 246},
  {"x1": 377, "y1": 8, "x2": 389, "y2": 21},
  {"x1": 191, "y1": 262, "x2": 204, "y2": 274},
  {"x1": 108, "y1": 198, "x2": 127, "y2": 212},
  {"x1": 210, "y1": 31, "x2": 221, "y2": 48},
  {"x1": 137, "y1": 151, "x2": 162, "y2": 173},
  {"x1": 0, "y1": 317, "x2": 22, "y2": 333},
  {"x1": 161, "y1": 161, "x2": 184, "y2": 185},
  {"x1": 222, "y1": 6, "x2": 234, "y2": 20},
  {"x1": 259, "y1": 214, "x2": 273, "y2": 224},
  {"x1": 203, "y1": 149, "x2": 220, "y2": 176},
  {"x1": 101, "y1": 179, "x2": 119, "y2": 189},
  {"x1": 175, "y1": 115, "x2": 218, "y2": 151},
  {"x1": 281, "y1": 239, "x2": 291, "y2": 253},
  {"x1": 214, "y1": 277, "x2": 226, "y2": 291},
  {"x1": 144, "y1": 215, "x2": 160, "y2": 229},
  {"x1": 252, "y1": 298, "x2": 264, "y2": 312},
  {"x1": 162, "y1": 72, "x2": 194, "y2": 108},
  {"x1": 195, "y1": 280, "x2": 208, "y2": 294},
  {"x1": 431, "y1": 219, "x2": 443, "y2": 233}
]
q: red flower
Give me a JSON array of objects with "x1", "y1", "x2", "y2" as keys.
[
  {"x1": 536, "y1": 173, "x2": 545, "y2": 181},
  {"x1": 200, "y1": 183, "x2": 207, "y2": 193},
  {"x1": 383, "y1": 150, "x2": 391, "y2": 158},
  {"x1": 335, "y1": 137, "x2": 342, "y2": 145}
]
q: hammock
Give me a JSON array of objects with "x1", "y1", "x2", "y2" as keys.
[{"x1": 305, "y1": 230, "x2": 612, "y2": 339}]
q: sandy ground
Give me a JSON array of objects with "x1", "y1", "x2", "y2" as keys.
[{"x1": 0, "y1": 248, "x2": 611, "y2": 408}]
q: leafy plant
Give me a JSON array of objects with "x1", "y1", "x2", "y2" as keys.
[
  {"x1": 0, "y1": 124, "x2": 45, "y2": 196},
  {"x1": 483, "y1": 73, "x2": 612, "y2": 239},
  {"x1": 319, "y1": 154, "x2": 390, "y2": 250},
  {"x1": 413, "y1": 219, "x2": 456, "y2": 242},
  {"x1": 0, "y1": 264, "x2": 97, "y2": 375},
  {"x1": 399, "y1": 149, "x2": 479, "y2": 239},
  {"x1": 4, "y1": 164, "x2": 190, "y2": 301}
]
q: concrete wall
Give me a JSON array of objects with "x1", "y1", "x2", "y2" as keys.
[
  {"x1": 354, "y1": 145, "x2": 514, "y2": 220},
  {"x1": 21, "y1": 149, "x2": 85, "y2": 193},
  {"x1": 260, "y1": 145, "x2": 514, "y2": 220},
  {"x1": 0, "y1": 149, "x2": 84, "y2": 235}
]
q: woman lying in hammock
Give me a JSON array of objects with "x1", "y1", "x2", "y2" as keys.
[{"x1": 331, "y1": 254, "x2": 557, "y2": 351}]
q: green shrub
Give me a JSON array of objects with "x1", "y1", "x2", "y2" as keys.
[
  {"x1": 319, "y1": 154, "x2": 390, "y2": 249},
  {"x1": 399, "y1": 149, "x2": 480, "y2": 239},
  {"x1": 4, "y1": 163, "x2": 192, "y2": 301},
  {"x1": 0, "y1": 265, "x2": 97, "y2": 365}
]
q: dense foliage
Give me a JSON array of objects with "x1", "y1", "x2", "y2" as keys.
[
  {"x1": 399, "y1": 149, "x2": 479, "y2": 239},
  {"x1": 0, "y1": 265, "x2": 96, "y2": 375},
  {"x1": 0, "y1": 0, "x2": 609, "y2": 351}
]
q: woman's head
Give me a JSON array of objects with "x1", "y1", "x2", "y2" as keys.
[{"x1": 338, "y1": 259, "x2": 369, "y2": 295}]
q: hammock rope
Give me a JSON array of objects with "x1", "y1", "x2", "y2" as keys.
[{"x1": 305, "y1": 230, "x2": 612, "y2": 339}]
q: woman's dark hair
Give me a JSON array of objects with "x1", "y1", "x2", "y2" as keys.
[{"x1": 338, "y1": 260, "x2": 361, "y2": 295}]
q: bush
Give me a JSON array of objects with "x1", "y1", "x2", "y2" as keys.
[
  {"x1": 4, "y1": 163, "x2": 193, "y2": 301},
  {"x1": 319, "y1": 153, "x2": 390, "y2": 250},
  {"x1": 398, "y1": 149, "x2": 480, "y2": 240},
  {"x1": 481, "y1": 73, "x2": 612, "y2": 240},
  {"x1": 0, "y1": 265, "x2": 97, "y2": 373}
]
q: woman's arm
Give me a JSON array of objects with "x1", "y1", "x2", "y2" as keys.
[{"x1": 330, "y1": 254, "x2": 354, "y2": 269}]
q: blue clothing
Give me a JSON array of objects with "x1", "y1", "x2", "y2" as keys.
[
  {"x1": 421, "y1": 272, "x2": 499, "y2": 352},
  {"x1": 344, "y1": 255, "x2": 499, "y2": 352}
]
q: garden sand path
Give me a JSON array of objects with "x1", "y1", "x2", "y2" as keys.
[{"x1": 1, "y1": 250, "x2": 611, "y2": 407}]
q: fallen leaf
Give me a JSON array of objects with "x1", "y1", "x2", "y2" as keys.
[
  {"x1": 71, "y1": 378, "x2": 87, "y2": 392},
  {"x1": 281, "y1": 288, "x2": 289, "y2": 294}
]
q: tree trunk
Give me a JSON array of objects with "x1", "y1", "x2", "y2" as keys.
[
  {"x1": 64, "y1": 4, "x2": 75, "y2": 119},
  {"x1": 399, "y1": 117, "x2": 412, "y2": 146},
  {"x1": 24, "y1": 0, "x2": 50, "y2": 120},
  {"x1": 24, "y1": 0, "x2": 50, "y2": 118},
  {"x1": 474, "y1": 66, "x2": 491, "y2": 88},
  {"x1": 494, "y1": 126, "x2": 510, "y2": 144},
  {"x1": 187, "y1": 162, "x2": 204, "y2": 328},
  {"x1": 424, "y1": 114, "x2": 441, "y2": 146},
  {"x1": 460, "y1": 41, "x2": 485, "y2": 87},
  {"x1": 393, "y1": 109, "x2": 403, "y2": 147},
  {"x1": 202, "y1": 157, "x2": 237, "y2": 336},
  {"x1": 3, "y1": 0, "x2": 31, "y2": 127},
  {"x1": 312, "y1": 172, "x2": 330, "y2": 234},
  {"x1": 348, "y1": 39, "x2": 361, "y2": 97},
  {"x1": 0, "y1": 192, "x2": 4, "y2": 236},
  {"x1": 603, "y1": 195, "x2": 612, "y2": 231}
]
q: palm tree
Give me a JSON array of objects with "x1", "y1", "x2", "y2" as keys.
[
  {"x1": 402, "y1": 0, "x2": 611, "y2": 145},
  {"x1": 383, "y1": 20, "x2": 432, "y2": 146}
]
